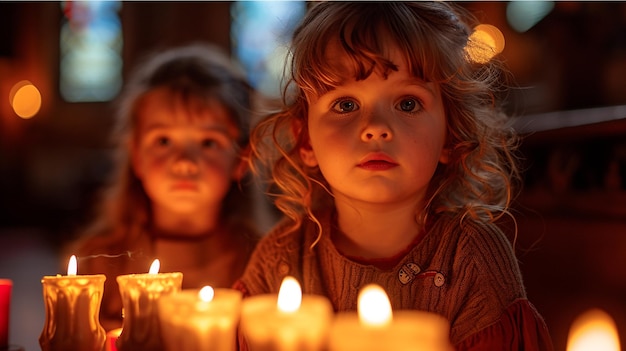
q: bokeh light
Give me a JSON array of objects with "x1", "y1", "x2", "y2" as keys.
[
  {"x1": 9, "y1": 80, "x2": 42, "y2": 119},
  {"x1": 507, "y1": 1, "x2": 555, "y2": 33},
  {"x1": 466, "y1": 24, "x2": 505, "y2": 64}
]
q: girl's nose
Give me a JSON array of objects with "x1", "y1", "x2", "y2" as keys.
[
  {"x1": 171, "y1": 149, "x2": 199, "y2": 176},
  {"x1": 361, "y1": 111, "x2": 392, "y2": 141}
]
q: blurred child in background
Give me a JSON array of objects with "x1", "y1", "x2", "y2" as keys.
[{"x1": 68, "y1": 43, "x2": 260, "y2": 330}]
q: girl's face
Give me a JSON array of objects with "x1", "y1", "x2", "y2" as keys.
[
  {"x1": 302, "y1": 46, "x2": 449, "y2": 210},
  {"x1": 132, "y1": 88, "x2": 242, "y2": 215}
]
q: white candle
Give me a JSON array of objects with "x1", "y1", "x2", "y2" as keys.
[
  {"x1": 39, "y1": 255, "x2": 107, "y2": 351},
  {"x1": 158, "y1": 286, "x2": 242, "y2": 351},
  {"x1": 567, "y1": 308, "x2": 620, "y2": 351},
  {"x1": 116, "y1": 259, "x2": 182, "y2": 351},
  {"x1": 240, "y1": 276, "x2": 333, "y2": 351},
  {"x1": 329, "y1": 284, "x2": 453, "y2": 351}
]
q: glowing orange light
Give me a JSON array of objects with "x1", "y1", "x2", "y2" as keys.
[
  {"x1": 466, "y1": 24, "x2": 506, "y2": 64},
  {"x1": 567, "y1": 308, "x2": 621, "y2": 351},
  {"x1": 67, "y1": 255, "x2": 77, "y2": 276},
  {"x1": 198, "y1": 286, "x2": 215, "y2": 303},
  {"x1": 148, "y1": 259, "x2": 160, "y2": 274},
  {"x1": 358, "y1": 284, "x2": 392, "y2": 327},
  {"x1": 9, "y1": 80, "x2": 41, "y2": 119},
  {"x1": 276, "y1": 276, "x2": 301, "y2": 313}
]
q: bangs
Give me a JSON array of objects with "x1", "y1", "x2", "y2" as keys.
[
  {"x1": 165, "y1": 86, "x2": 217, "y2": 122},
  {"x1": 291, "y1": 2, "x2": 469, "y2": 98}
]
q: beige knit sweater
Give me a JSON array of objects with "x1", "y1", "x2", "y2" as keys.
[{"x1": 237, "y1": 209, "x2": 527, "y2": 345}]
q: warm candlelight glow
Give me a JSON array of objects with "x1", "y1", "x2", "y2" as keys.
[
  {"x1": 199, "y1": 286, "x2": 215, "y2": 303},
  {"x1": 358, "y1": 284, "x2": 392, "y2": 327},
  {"x1": 67, "y1": 255, "x2": 77, "y2": 276},
  {"x1": 159, "y1": 288, "x2": 243, "y2": 351},
  {"x1": 10, "y1": 80, "x2": 42, "y2": 119},
  {"x1": 567, "y1": 308, "x2": 621, "y2": 351},
  {"x1": 240, "y1": 277, "x2": 332, "y2": 351},
  {"x1": 277, "y1": 276, "x2": 302, "y2": 313},
  {"x1": 466, "y1": 24, "x2": 505, "y2": 64},
  {"x1": 148, "y1": 259, "x2": 160, "y2": 274}
]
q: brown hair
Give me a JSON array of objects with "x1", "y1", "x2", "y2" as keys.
[
  {"x1": 250, "y1": 2, "x2": 520, "y2": 236},
  {"x1": 81, "y1": 43, "x2": 255, "y2": 248}
]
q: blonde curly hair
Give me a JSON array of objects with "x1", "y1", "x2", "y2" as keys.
[{"x1": 250, "y1": 2, "x2": 521, "y2": 236}]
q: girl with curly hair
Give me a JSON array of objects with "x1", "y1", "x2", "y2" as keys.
[{"x1": 236, "y1": 2, "x2": 553, "y2": 350}]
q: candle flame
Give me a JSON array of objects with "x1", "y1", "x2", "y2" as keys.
[
  {"x1": 358, "y1": 284, "x2": 392, "y2": 327},
  {"x1": 567, "y1": 308, "x2": 621, "y2": 351},
  {"x1": 199, "y1": 286, "x2": 215, "y2": 302},
  {"x1": 148, "y1": 259, "x2": 160, "y2": 274},
  {"x1": 277, "y1": 276, "x2": 301, "y2": 313},
  {"x1": 67, "y1": 255, "x2": 77, "y2": 276}
]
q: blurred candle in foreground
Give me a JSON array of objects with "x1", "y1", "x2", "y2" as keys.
[
  {"x1": 567, "y1": 308, "x2": 621, "y2": 351},
  {"x1": 240, "y1": 276, "x2": 333, "y2": 351},
  {"x1": 116, "y1": 259, "x2": 182, "y2": 351},
  {"x1": 329, "y1": 284, "x2": 453, "y2": 351},
  {"x1": 105, "y1": 328, "x2": 122, "y2": 351},
  {"x1": 0, "y1": 279, "x2": 12, "y2": 348},
  {"x1": 158, "y1": 286, "x2": 243, "y2": 351},
  {"x1": 39, "y1": 255, "x2": 107, "y2": 351}
]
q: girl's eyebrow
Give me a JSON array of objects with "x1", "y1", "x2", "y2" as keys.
[
  {"x1": 141, "y1": 123, "x2": 237, "y2": 140},
  {"x1": 404, "y1": 78, "x2": 438, "y2": 97}
]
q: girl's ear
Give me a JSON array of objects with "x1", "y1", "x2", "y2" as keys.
[
  {"x1": 439, "y1": 147, "x2": 451, "y2": 164},
  {"x1": 130, "y1": 141, "x2": 144, "y2": 179},
  {"x1": 300, "y1": 141, "x2": 318, "y2": 167},
  {"x1": 232, "y1": 159, "x2": 248, "y2": 181},
  {"x1": 291, "y1": 118, "x2": 318, "y2": 167},
  {"x1": 232, "y1": 150, "x2": 249, "y2": 181}
]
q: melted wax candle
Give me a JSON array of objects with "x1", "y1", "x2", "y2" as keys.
[
  {"x1": 158, "y1": 286, "x2": 242, "y2": 351},
  {"x1": 116, "y1": 259, "x2": 182, "y2": 351},
  {"x1": 329, "y1": 284, "x2": 453, "y2": 351},
  {"x1": 240, "y1": 276, "x2": 333, "y2": 351},
  {"x1": 39, "y1": 255, "x2": 107, "y2": 351}
]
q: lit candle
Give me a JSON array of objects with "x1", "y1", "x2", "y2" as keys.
[
  {"x1": 329, "y1": 284, "x2": 453, "y2": 351},
  {"x1": 0, "y1": 279, "x2": 12, "y2": 348},
  {"x1": 240, "y1": 276, "x2": 333, "y2": 351},
  {"x1": 115, "y1": 259, "x2": 182, "y2": 351},
  {"x1": 39, "y1": 255, "x2": 107, "y2": 351},
  {"x1": 566, "y1": 308, "x2": 621, "y2": 351},
  {"x1": 105, "y1": 328, "x2": 122, "y2": 351},
  {"x1": 158, "y1": 286, "x2": 243, "y2": 351}
]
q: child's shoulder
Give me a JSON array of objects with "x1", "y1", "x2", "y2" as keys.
[
  {"x1": 256, "y1": 217, "x2": 305, "y2": 250},
  {"x1": 433, "y1": 213, "x2": 516, "y2": 259}
]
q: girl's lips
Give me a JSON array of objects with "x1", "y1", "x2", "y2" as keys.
[
  {"x1": 170, "y1": 181, "x2": 199, "y2": 191},
  {"x1": 358, "y1": 160, "x2": 398, "y2": 171},
  {"x1": 357, "y1": 153, "x2": 398, "y2": 170}
]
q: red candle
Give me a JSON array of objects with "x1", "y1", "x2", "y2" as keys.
[{"x1": 0, "y1": 279, "x2": 12, "y2": 348}]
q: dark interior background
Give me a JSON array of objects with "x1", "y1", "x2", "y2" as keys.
[{"x1": 1, "y1": 2, "x2": 626, "y2": 351}]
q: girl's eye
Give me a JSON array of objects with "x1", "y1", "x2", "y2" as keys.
[
  {"x1": 331, "y1": 99, "x2": 359, "y2": 113},
  {"x1": 397, "y1": 97, "x2": 422, "y2": 113},
  {"x1": 202, "y1": 138, "x2": 218, "y2": 149},
  {"x1": 156, "y1": 136, "x2": 170, "y2": 146}
]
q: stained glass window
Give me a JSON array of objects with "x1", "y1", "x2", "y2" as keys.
[
  {"x1": 59, "y1": 1, "x2": 123, "y2": 102},
  {"x1": 231, "y1": 1, "x2": 306, "y2": 98}
]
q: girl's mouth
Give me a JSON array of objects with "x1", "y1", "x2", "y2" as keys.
[{"x1": 357, "y1": 159, "x2": 398, "y2": 171}]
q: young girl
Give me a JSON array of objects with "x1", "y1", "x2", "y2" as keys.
[
  {"x1": 68, "y1": 43, "x2": 260, "y2": 331},
  {"x1": 236, "y1": 2, "x2": 553, "y2": 350}
]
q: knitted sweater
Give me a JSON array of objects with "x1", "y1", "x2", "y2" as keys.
[{"x1": 236, "y1": 209, "x2": 553, "y2": 349}]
